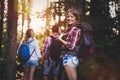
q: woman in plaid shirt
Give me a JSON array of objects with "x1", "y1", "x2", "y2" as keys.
[{"x1": 58, "y1": 8, "x2": 81, "y2": 80}]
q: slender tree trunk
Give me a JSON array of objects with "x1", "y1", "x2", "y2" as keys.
[
  {"x1": 6, "y1": 0, "x2": 18, "y2": 80},
  {"x1": 90, "y1": 0, "x2": 102, "y2": 17},
  {"x1": 27, "y1": 0, "x2": 31, "y2": 28},
  {"x1": 22, "y1": 0, "x2": 25, "y2": 39},
  {"x1": 0, "y1": 0, "x2": 4, "y2": 57}
]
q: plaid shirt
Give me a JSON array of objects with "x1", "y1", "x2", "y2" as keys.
[
  {"x1": 65, "y1": 27, "x2": 81, "y2": 50},
  {"x1": 42, "y1": 33, "x2": 59, "y2": 53}
]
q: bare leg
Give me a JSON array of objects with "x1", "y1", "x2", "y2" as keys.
[
  {"x1": 64, "y1": 66, "x2": 77, "y2": 80},
  {"x1": 54, "y1": 75, "x2": 58, "y2": 80},
  {"x1": 43, "y1": 75, "x2": 48, "y2": 80},
  {"x1": 28, "y1": 66, "x2": 35, "y2": 80},
  {"x1": 24, "y1": 68, "x2": 29, "y2": 80}
]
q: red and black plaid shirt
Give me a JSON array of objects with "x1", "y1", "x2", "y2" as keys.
[
  {"x1": 65, "y1": 27, "x2": 81, "y2": 50},
  {"x1": 42, "y1": 33, "x2": 59, "y2": 53}
]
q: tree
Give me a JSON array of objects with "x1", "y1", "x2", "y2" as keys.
[
  {"x1": 6, "y1": 0, "x2": 18, "y2": 80},
  {"x1": 0, "y1": 0, "x2": 5, "y2": 57}
]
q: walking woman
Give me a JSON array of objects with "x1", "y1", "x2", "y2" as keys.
[
  {"x1": 17, "y1": 29, "x2": 42, "y2": 80},
  {"x1": 58, "y1": 8, "x2": 81, "y2": 80}
]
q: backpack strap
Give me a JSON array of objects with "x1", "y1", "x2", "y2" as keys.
[
  {"x1": 50, "y1": 36, "x2": 55, "y2": 41},
  {"x1": 47, "y1": 36, "x2": 55, "y2": 66},
  {"x1": 27, "y1": 39, "x2": 35, "y2": 59},
  {"x1": 28, "y1": 48, "x2": 35, "y2": 60},
  {"x1": 27, "y1": 39, "x2": 35, "y2": 45}
]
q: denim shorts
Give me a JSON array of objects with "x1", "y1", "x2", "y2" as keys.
[
  {"x1": 23, "y1": 60, "x2": 39, "y2": 68},
  {"x1": 43, "y1": 58, "x2": 60, "y2": 76},
  {"x1": 62, "y1": 54, "x2": 79, "y2": 67}
]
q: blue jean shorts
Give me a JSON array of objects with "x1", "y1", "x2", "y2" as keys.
[
  {"x1": 23, "y1": 60, "x2": 39, "y2": 68},
  {"x1": 62, "y1": 54, "x2": 79, "y2": 67},
  {"x1": 43, "y1": 58, "x2": 60, "y2": 76}
]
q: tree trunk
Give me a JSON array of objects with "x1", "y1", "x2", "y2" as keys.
[
  {"x1": 90, "y1": 0, "x2": 102, "y2": 17},
  {"x1": 6, "y1": 0, "x2": 18, "y2": 80},
  {"x1": 0, "y1": 0, "x2": 5, "y2": 57}
]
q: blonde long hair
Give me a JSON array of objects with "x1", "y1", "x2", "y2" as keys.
[{"x1": 22, "y1": 29, "x2": 35, "y2": 44}]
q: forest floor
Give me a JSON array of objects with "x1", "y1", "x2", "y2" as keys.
[{"x1": 16, "y1": 52, "x2": 120, "y2": 80}]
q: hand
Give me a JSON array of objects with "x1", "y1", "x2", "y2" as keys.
[
  {"x1": 58, "y1": 33, "x2": 66, "y2": 40},
  {"x1": 39, "y1": 57, "x2": 44, "y2": 66}
]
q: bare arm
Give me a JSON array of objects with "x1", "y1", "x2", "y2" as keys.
[{"x1": 58, "y1": 33, "x2": 67, "y2": 45}]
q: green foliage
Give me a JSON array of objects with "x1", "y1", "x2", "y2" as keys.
[{"x1": 36, "y1": 34, "x2": 45, "y2": 49}]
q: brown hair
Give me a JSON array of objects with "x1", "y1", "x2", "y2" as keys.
[
  {"x1": 66, "y1": 8, "x2": 80, "y2": 24},
  {"x1": 52, "y1": 25, "x2": 59, "y2": 33},
  {"x1": 23, "y1": 29, "x2": 35, "y2": 43}
]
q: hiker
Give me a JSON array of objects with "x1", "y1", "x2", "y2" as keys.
[
  {"x1": 17, "y1": 29, "x2": 42, "y2": 80},
  {"x1": 41, "y1": 25, "x2": 60, "y2": 80},
  {"x1": 58, "y1": 8, "x2": 81, "y2": 80}
]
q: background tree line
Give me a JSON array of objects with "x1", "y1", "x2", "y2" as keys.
[{"x1": 0, "y1": 0, "x2": 119, "y2": 80}]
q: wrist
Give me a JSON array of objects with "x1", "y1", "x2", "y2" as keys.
[{"x1": 58, "y1": 37, "x2": 62, "y2": 41}]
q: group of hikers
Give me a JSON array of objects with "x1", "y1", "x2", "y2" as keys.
[{"x1": 17, "y1": 8, "x2": 95, "y2": 80}]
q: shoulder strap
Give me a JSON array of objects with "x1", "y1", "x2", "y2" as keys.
[
  {"x1": 28, "y1": 39, "x2": 35, "y2": 58},
  {"x1": 29, "y1": 49, "x2": 35, "y2": 59},
  {"x1": 50, "y1": 36, "x2": 56, "y2": 42},
  {"x1": 28, "y1": 39, "x2": 35, "y2": 45},
  {"x1": 50, "y1": 36, "x2": 54, "y2": 39}
]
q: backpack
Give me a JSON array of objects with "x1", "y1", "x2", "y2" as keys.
[
  {"x1": 48, "y1": 36, "x2": 62, "y2": 61},
  {"x1": 17, "y1": 39, "x2": 35, "y2": 64},
  {"x1": 76, "y1": 22, "x2": 95, "y2": 58}
]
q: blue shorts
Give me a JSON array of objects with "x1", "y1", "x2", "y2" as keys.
[
  {"x1": 23, "y1": 60, "x2": 39, "y2": 68},
  {"x1": 43, "y1": 58, "x2": 60, "y2": 76},
  {"x1": 62, "y1": 54, "x2": 79, "y2": 67}
]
